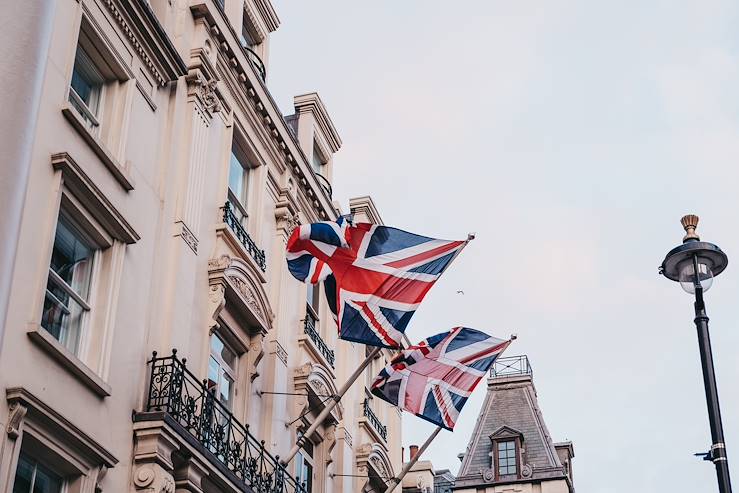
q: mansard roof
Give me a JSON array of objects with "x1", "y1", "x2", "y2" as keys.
[{"x1": 455, "y1": 356, "x2": 573, "y2": 491}]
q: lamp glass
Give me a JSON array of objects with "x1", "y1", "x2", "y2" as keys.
[{"x1": 678, "y1": 258, "x2": 714, "y2": 294}]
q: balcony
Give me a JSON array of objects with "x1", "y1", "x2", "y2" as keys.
[
  {"x1": 303, "y1": 309, "x2": 335, "y2": 369},
  {"x1": 142, "y1": 350, "x2": 304, "y2": 493},
  {"x1": 314, "y1": 173, "x2": 332, "y2": 198},
  {"x1": 243, "y1": 45, "x2": 266, "y2": 82},
  {"x1": 363, "y1": 399, "x2": 387, "y2": 442},
  {"x1": 490, "y1": 355, "x2": 532, "y2": 378},
  {"x1": 223, "y1": 201, "x2": 266, "y2": 272}
]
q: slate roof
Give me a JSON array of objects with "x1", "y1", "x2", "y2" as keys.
[{"x1": 453, "y1": 356, "x2": 574, "y2": 491}]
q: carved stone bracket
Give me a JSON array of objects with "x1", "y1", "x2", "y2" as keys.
[
  {"x1": 133, "y1": 464, "x2": 175, "y2": 493},
  {"x1": 292, "y1": 362, "x2": 342, "y2": 426},
  {"x1": 6, "y1": 401, "x2": 27, "y2": 439},
  {"x1": 208, "y1": 254, "x2": 274, "y2": 335},
  {"x1": 274, "y1": 184, "x2": 301, "y2": 243}
]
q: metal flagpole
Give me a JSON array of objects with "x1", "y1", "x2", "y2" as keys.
[
  {"x1": 383, "y1": 426, "x2": 443, "y2": 493},
  {"x1": 280, "y1": 346, "x2": 381, "y2": 466}
]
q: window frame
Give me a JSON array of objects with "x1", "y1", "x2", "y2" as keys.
[
  {"x1": 68, "y1": 44, "x2": 104, "y2": 133},
  {"x1": 208, "y1": 332, "x2": 239, "y2": 410},
  {"x1": 295, "y1": 438, "x2": 314, "y2": 493},
  {"x1": 493, "y1": 437, "x2": 521, "y2": 480},
  {"x1": 41, "y1": 209, "x2": 101, "y2": 357},
  {"x1": 12, "y1": 452, "x2": 65, "y2": 493},
  {"x1": 227, "y1": 130, "x2": 256, "y2": 226}
]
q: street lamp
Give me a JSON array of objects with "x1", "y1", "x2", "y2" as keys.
[{"x1": 660, "y1": 214, "x2": 732, "y2": 493}]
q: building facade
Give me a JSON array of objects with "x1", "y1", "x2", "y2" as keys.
[
  {"x1": 0, "y1": 1, "x2": 401, "y2": 492},
  {"x1": 453, "y1": 356, "x2": 574, "y2": 493}
]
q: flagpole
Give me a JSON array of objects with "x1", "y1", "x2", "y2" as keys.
[
  {"x1": 383, "y1": 426, "x2": 442, "y2": 493},
  {"x1": 280, "y1": 346, "x2": 382, "y2": 466}
]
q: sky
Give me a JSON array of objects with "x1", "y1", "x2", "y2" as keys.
[{"x1": 267, "y1": 2, "x2": 739, "y2": 491}]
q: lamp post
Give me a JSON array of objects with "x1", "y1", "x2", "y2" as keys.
[{"x1": 659, "y1": 214, "x2": 732, "y2": 493}]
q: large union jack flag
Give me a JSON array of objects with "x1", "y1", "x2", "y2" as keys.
[
  {"x1": 370, "y1": 327, "x2": 512, "y2": 430},
  {"x1": 286, "y1": 218, "x2": 471, "y2": 348}
]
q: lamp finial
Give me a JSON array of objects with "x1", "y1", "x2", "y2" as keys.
[{"x1": 681, "y1": 214, "x2": 700, "y2": 242}]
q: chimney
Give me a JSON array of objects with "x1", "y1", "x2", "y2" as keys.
[{"x1": 409, "y1": 445, "x2": 419, "y2": 460}]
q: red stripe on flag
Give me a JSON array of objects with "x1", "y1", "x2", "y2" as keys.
[{"x1": 359, "y1": 302, "x2": 398, "y2": 347}]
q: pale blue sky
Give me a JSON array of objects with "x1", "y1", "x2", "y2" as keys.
[{"x1": 268, "y1": 2, "x2": 739, "y2": 491}]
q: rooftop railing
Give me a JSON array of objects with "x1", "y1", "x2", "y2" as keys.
[
  {"x1": 490, "y1": 355, "x2": 532, "y2": 378},
  {"x1": 303, "y1": 308, "x2": 335, "y2": 368},
  {"x1": 223, "y1": 201, "x2": 266, "y2": 272},
  {"x1": 363, "y1": 399, "x2": 387, "y2": 441},
  {"x1": 145, "y1": 350, "x2": 305, "y2": 493}
]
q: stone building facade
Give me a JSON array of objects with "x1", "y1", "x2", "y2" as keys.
[
  {"x1": 453, "y1": 356, "x2": 574, "y2": 493},
  {"x1": 0, "y1": 1, "x2": 401, "y2": 492}
]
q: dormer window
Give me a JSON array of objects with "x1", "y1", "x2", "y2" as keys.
[
  {"x1": 489, "y1": 426, "x2": 524, "y2": 481},
  {"x1": 496, "y1": 440, "x2": 518, "y2": 477}
]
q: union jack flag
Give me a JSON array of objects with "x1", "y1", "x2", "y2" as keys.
[
  {"x1": 370, "y1": 327, "x2": 512, "y2": 430},
  {"x1": 286, "y1": 218, "x2": 471, "y2": 348}
]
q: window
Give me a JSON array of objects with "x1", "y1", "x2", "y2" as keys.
[
  {"x1": 208, "y1": 333, "x2": 237, "y2": 410},
  {"x1": 241, "y1": 12, "x2": 255, "y2": 48},
  {"x1": 41, "y1": 213, "x2": 97, "y2": 356},
  {"x1": 13, "y1": 454, "x2": 63, "y2": 493},
  {"x1": 295, "y1": 439, "x2": 314, "y2": 493},
  {"x1": 306, "y1": 282, "x2": 320, "y2": 317},
  {"x1": 69, "y1": 45, "x2": 104, "y2": 131},
  {"x1": 497, "y1": 440, "x2": 517, "y2": 476},
  {"x1": 228, "y1": 137, "x2": 252, "y2": 225},
  {"x1": 311, "y1": 144, "x2": 325, "y2": 175}
]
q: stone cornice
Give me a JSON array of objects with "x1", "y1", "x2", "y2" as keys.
[
  {"x1": 252, "y1": 0, "x2": 280, "y2": 32},
  {"x1": 103, "y1": 0, "x2": 187, "y2": 86},
  {"x1": 349, "y1": 196, "x2": 384, "y2": 225},
  {"x1": 294, "y1": 92, "x2": 342, "y2": 153}
]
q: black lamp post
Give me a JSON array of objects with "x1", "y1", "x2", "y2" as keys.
[{"x1": 660, "y1": 214, "x2": 732, "y2": 493}]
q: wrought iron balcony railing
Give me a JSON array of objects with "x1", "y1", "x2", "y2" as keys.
[
  {"x1": 490, "y1": 355, "x2": 532, "y2": 378},
  {"x1": 243, "y1": 46, "x2": 266, "y2": 82},
  {"x1": 145, "y1": 350, "x2": 305, "y2": 493},
  {"x1": 223, "y1": 201, "x2": 267, "y2": 272},
  {"x1": 303, "y1": 308, "x2": 335, "y2": 368},
  {"x1": 363, "y1": 399, "x2": 387, "y2": 441},
  {"x1": 314, "y1": 173, "x2": 332, "y2": 198}
]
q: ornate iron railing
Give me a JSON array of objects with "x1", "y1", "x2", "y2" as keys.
[
  {"x1": 243, "y1": 46, "x2": 266, "y2": 81},
  {"x1": 223, "y1": 202, "x2": 267, "y2": 272},
  {"x1": 303, "y1": 308, "x2": 335, "y2": 368},
  {"x1": 145, "y1": 351, "x2": 305, "y2": 493},
  {"x1": 314, "y1": 173, "x2": 332, "y2": 198},
  {"x1": 363, "y1": 399, "x2": 387, "y2": 441},
  {"x1": 490, "y1": 355, "x2": 532, "y2": 378}
]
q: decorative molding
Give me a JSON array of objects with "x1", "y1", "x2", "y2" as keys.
[
  {"x1": 207, "y1": 282, "x2": 226, "y2": 330},
  {"x1": 208, "y1": 255, "x2": 274, "y2": 334},
  {"x1": 175, "y1": 221, "x2": 198, "y2": 253},
  {"x1": 294, "y1": 93, "x2": 342, "y2": 153},
  {"x1": 272, "y1": 340, "x2": 288, "y2": 365},
  {"x1": 349, "y1": 196, "x2": 384, "y2": 226},
  {"x1": 6, "y1": 387, "x2": 118, "y2": 467},
  {"x1": 51, "y1": 152, "x2": 139, "y2": 242},
  {"x1": 6, "y1": 401, "x2": 27, "y2": 438},
  {"x1": 101, "y1": 0, "x2": 187, "y2": 86}
]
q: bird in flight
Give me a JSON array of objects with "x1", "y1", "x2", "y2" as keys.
[{"x1": 456, "y1": 290, "x2": 465, "y2": 295}]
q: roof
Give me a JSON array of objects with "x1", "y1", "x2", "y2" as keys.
[{"x1": 454, "y1": 356, "x2": 573, "y2": 491}]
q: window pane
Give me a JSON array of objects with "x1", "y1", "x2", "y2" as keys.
[
  {"x1": 220, "y1": 342, "x2": 236, "y2": 370},
  {"x1": 12, "y1": 455, "x2": 34, "y2": 493},
  {"x1": 220, "y1": 370, "x2": 233, "y2": 409},
  {"x1": 70, "y1": 47, "x2": 102, "y2": 114},
  {"x1": 311, "y1": 146, "x2": 323, "y2": 174},
  {"x1": 229, "y1": 142, "x2": 250, "y2": 207},
  {"x1": 32, "y1": 465, "x2": 62, "y2": 493},
  {"x1": 50, "y1": 216, "x2": 94, "y2": 299},
  {"x1": 207, "y1": 356, "x2": 219, "y2": 392}
]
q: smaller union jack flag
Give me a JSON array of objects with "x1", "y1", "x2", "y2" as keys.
[
  {"x1": 286, "y1": 217, "x2": 471, "y2": 348},
  {"x1": 371, "y1": 327, "x2": 512, "y2": 430}
]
